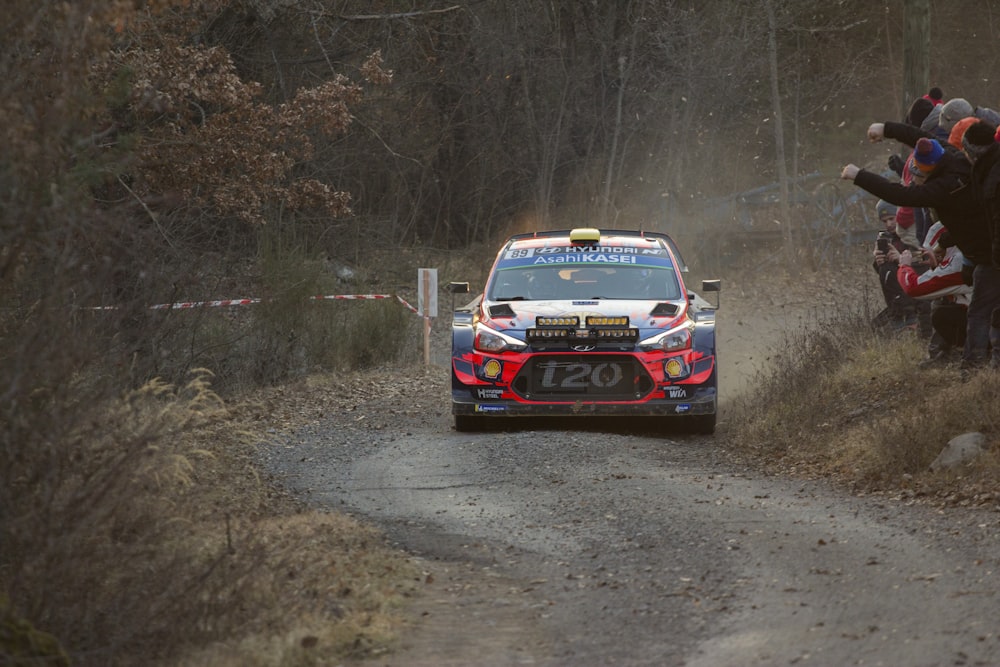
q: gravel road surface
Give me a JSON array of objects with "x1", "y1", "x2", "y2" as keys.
[{"x1": 263, "y1": 380, "x2": 1000, "y2": 666}]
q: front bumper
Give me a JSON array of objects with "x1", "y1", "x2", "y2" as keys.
[
  {"x1": 451, "y1": 351, "x2": 717, "y2": 418},
  {"x1": 451, "y1": 386, "x2": 717, "y2": 418}
]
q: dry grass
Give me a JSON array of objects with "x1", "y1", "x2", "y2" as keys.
[
  {"x1": 1, "y1": 370, "x2": 421, "y2": 667},
  {"x1": 725, "y1": 292, "x2": 1000, "y2": 506}
]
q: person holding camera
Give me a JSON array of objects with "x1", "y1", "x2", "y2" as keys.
[{"x1": 870, "y1": 200, "x2": 930, "y2": 335}]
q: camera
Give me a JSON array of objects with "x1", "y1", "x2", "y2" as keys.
[{"x1": 876, "y1": 231, "x2": 892, "y2": 254}]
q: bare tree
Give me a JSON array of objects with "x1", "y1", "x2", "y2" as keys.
[
  {"x1": 902, "y1": 0, "x2": 931, "y2": 114},
  {"x1": 765, "y1": 0, "x2": 794, "y2": 256}
]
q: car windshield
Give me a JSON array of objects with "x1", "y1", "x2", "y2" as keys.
[{"x1": 488, "y1": 265, "x2": 682, "y2": 301}]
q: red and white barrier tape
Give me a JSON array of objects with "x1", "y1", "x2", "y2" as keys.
[
  {"x1": 308, "y1": 294, "x2": 421, "y2": 314},
  {"x1": 150, "y1": 297, "x2": 262, "y2": 310},
  {"x1": 89, "y1": 294, "x2": 423, "y2": 315}
]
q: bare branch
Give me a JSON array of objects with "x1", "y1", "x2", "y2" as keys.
[
  {"x1": 788, "y1": 18, "x2": 869, "y2": 33},
  {"x1": 338, "y1": 5, "x2": 462, "y2": 21},
  {"x1": 117, "y1": 175, "x2": 176, "y2": 249}
]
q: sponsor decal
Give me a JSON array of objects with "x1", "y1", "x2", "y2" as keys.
[
  {"x1": 532, "y1": 254, "x2": 638, "y2": 265},
  {"x1": 664, "y1": 358, "x2": 685, "y2": 378},
  {"x1": 536, "y1": 360, "x2": 625, "y2": 389},
  {"x1": 482, "y1": 359, "x2": 502, "y2": 379},
  {"x1": 565, "y1": 246, "x2": 637, "y2": 254},
  {"x1": 474, "y1": 404, "x2": 507, "y2": 413},
  {"x1": 504, "y1": 246, "x2": 668, "y2": 259},
  {"x1": 674, "y1": 404, "x2": 692, "y2": 414},
  {"x1": 476, "y1": 388, "x2": 504, "y2": 400},
  {"x1": 666, "y1": 386, "x2": 689, "y2": 399}
]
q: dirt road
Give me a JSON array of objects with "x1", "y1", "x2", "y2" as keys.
[
  {"x1": 262, "y1": 262, "x2": 1000, "y2": 665},
  {"x1": 265, "y1": 383, "x2": 1000, "y2": 667}
]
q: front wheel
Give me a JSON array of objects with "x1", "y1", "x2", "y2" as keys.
[
  {"x1": 454, "y1": 414, "x2": 485, "y2": 432},
  {"x1": 685, "y1": 413, "x2": 716, "y2": 435}
]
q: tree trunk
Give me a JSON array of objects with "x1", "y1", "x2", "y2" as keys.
[
  {"x1": 764, "y1": 0, "x2": 794, "y2": 259},
  {"x1": 902, "y1": 0, "x2": 931, "y2": 116},
  {"x1": 601, "y1": 55, "x2": 627, "y2": 226}
]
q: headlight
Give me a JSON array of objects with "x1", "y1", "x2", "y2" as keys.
[
  {"x1": 474, "y1": 324, "x2": 527, "y2": 353},
  {"x1": 638, "y1": 323, "x2": 692, "y2": 352}
]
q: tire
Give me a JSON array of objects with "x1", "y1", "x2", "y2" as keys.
[
  {"x1": 454, "y1": 414, "x2": 485, "y2": 432},
  {"x1": 686, "y1": 413, "x2": 716, "y2": 435}
]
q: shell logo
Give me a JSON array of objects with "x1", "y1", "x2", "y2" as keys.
[
  {"x1": 482, "y1": 359, "x2": 502, "y2": 379},
  {"x1": 664, "y1": 358, "x2": 685, "y2": 379}
]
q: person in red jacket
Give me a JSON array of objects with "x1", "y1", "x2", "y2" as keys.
[{"x1": 897, "y1": 222, "x2": 972, "y2": 365}]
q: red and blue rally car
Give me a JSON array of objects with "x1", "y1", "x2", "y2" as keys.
[{"x1": 449, "y1": 228, "x2": 720, "y2": 433}]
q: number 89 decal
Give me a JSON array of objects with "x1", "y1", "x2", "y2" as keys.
[{"x1": 538, "y1": 361, "x2": 624, "y2": 388}]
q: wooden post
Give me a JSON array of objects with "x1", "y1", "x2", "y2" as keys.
[{"x1": 418, "y1": 268, "x2": 438, "y2": 366}]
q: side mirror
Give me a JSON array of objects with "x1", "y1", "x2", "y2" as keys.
[{"x1": 701, "y1": 279, "x2": 721, "y2": 310}]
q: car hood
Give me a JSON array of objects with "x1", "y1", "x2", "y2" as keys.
[{"x1": 482, "y1": 298, "x2": 688, "y2": 336}]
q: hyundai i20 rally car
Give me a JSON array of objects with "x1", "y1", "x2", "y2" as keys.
[{"x1": 450, "y1": 228, "x2": 720, "y2": 434}]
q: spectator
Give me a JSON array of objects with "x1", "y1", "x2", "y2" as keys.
[
  {"x1": 897, "y1": 222, "x2": 972, "y2": 365},
  {"x1": 916, "y1": 88, "x2": 946, "y2": 141},
  {"x1": 869, "y1": 200, "x2": 927, "y2": 334},
  {"x1": 920, "y1": 105, "x2": 949, "y2": 143},
  {"x1": 962, "y1": 121, "x2": 1000, "y2": 368},
  {"x1": 840, "y1": 122, "x2": 994, "y2": 370},
  {"x1": 903, "y1": 97, "x2": 935, "y2": 132},
  {"x1": 937, "y1": 98, "x2": 974, "y2": 135},
  {"x1": 948, "y1": 116, "x2": 980, "y2": 150},
  {"x1": 890, "y1": 97, "x2": 939, "y2": 246},
  {"x1": 937, "y1": 98, "x2": 1000, "y2": 137},
  {"x1": 923, "y1": 87, "x2": 944, "y2": 106},
  {"x1": 891, "y1": 154, "x2": 922, "y2": 250}
]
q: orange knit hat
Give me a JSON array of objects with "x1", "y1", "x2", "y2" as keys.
[{"x1": 948, "y1": 116, "x2": 980, "y2": 149}]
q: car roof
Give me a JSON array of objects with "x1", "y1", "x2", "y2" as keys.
[{"x1": 503, "y1": 228, "x2": 689, "y2": 272}]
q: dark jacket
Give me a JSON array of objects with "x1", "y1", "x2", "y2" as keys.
[
  {"x1": 851, "y1": 121, "x2": 992, "y2": 265},
  {"x1": 969, "y1": 142, "x2": 1000, "y2": 267}
]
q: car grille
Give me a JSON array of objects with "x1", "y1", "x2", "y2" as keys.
[{"x1": 511, "y1": 354, "x2": 654, "y2": 401}]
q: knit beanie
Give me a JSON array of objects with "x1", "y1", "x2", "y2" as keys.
[
  {"x1": 962, "y1": 121, "x2": 998, "y2": 161},
  {"x1": 924, "y1": 87, "x2": 944, "y2": 105},
  {"x1": 948, "y1": 117, "x2": 980, "y2": 149},
  {"x1": 905, "y1": 98, "x2": 934, "y2": 127},
  {"x1": 875, "y1": 199, "x2": 898, "y2": 220},
  {"x1": 939, "y1": 98, "x2": 974, "y2": 132},
  {"x1": 910, "y1": 138, "x2": 945, "y2": 174}
]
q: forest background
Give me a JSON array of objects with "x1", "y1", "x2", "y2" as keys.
[{"x1": 4, "y1": 1, "x2": 1000, "y2": 665}]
